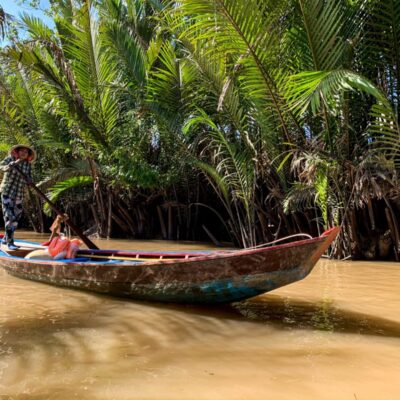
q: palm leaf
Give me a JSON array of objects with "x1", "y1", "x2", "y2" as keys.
[
  {"x1": 168, "y1": 0, "x2": 302, "y2": 143},
  {"x1": 61, "y1": 0, "x2": 120, "y2": 145},
  {"x1": 44, "y1": 176, "x2": 93, "y2": 214},
  {"x1": 286, "y1": 69, "x2": 388, "y2": 116},
  {"x1": 369, "y1": 102, "x2": 400, "y2": 167},
  {"x1": 0, "y1": 5, "x2": 13, "y2": 39}
]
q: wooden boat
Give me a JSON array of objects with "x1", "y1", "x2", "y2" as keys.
[{"x1": 0, "y1": 227, "x2": 339, "y2": 304}]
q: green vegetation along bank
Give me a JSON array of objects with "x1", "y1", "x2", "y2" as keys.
[{"x1": 0, "y1": 0, "x2": 400, "y2": 260}]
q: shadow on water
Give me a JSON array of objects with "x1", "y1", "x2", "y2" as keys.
[
  {"x1": 2, "y1": 287, "x2": 400, "y2": 399},
  {"x1": 0, "y1": 288, "x2": 398, "y2": 359},
  {"x1": 139, "y1": 294, "x2": 400, "y2": 339},
  {"x1": 2, "y1": 288, "x2": 400, "y2": 350},
  {"x1": 231, "y1": 294, "x2": 400, "y2": 338}
]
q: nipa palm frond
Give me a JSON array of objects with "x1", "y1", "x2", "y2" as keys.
[
  {"x1": 44, "y1": 175, "x2": 93, "y2": 215},
  {"x1": 168, "y1": 0, "x2": 299, "y2": 142},
  {"x1": 368, "y1": 102, "x2": 400, "y2": 167},
  {"x1": 286, "y1": 69, "x2": 387, "y2": 117}
]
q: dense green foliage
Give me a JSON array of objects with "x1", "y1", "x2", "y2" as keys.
[{"x1": 0, "y1": 0, "x2": 399, "y2": 259}]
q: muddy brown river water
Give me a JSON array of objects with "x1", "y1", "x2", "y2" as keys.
[{"x1": 0, "y1": 232, "x2": 399, "y2": 399}]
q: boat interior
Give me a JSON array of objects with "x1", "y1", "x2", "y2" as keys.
[
  {"x1": 0, "y1": 244, "x2": 130, "y2": 263},
  {"x1": 1, "y1": 247, "x2": 32, "y2": 258},
  {"x1": 0, "y1": 242, "x2": 218, "y2": 264}
]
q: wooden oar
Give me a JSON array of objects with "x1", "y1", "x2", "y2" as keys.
[{"x1": 9, "y1": 161, "x2": 99, "y2": 250}]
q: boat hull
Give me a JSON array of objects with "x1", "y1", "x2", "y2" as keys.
[{"x1": 0, "y1": 228, "x2": 339, "y2": 304}]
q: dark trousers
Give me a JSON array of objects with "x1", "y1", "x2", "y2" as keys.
[{"x1": 1, "y1": 195, "x2": 23, "y2": 244}]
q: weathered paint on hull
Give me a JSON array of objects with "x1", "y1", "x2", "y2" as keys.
[
  {"x1": 0, "y1": 228, "x2": 339, "y2": 304},
  {"x1": 2, "y1": 263, "x2": 311, "y2": 304}
]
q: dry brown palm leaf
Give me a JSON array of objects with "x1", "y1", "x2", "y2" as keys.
[{"x1": 352, "y1": 157, "x2": 397, "y2": 207}]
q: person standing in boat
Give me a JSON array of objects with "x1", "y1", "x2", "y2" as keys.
[{"x1": 0, "y1": 145, "x2": 36, "y2": 250}]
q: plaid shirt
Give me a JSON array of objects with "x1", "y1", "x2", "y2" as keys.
[{"x1": 0, "y1": 156, "x2": 32, "y2": 200}]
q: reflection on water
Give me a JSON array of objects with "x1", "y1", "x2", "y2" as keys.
[{"x1": 0, "y1": 232, "x2": 400, "y2": 399}]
